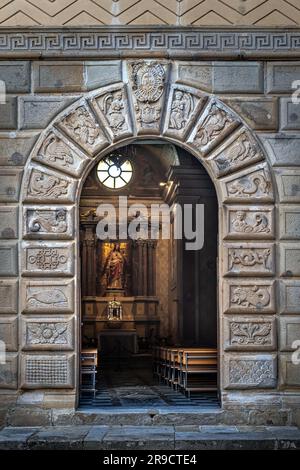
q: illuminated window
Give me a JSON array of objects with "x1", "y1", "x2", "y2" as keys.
[{"x1": 97, "y1": 153, "x2": 133, "y2": 189}]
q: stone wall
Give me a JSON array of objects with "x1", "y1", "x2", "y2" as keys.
[{"x1": 0, "y1": 53, "x2": 300, "y2": 426}]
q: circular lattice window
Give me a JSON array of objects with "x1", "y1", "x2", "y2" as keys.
[{"x1": 97, "y1": 153, "x2": 133, "y2": 189}]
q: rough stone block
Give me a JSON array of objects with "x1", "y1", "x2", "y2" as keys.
[
  {"x1": 224, "y1": 316, "x2": 276, "y2": 351},
  {"x1": 85, "y1": 61, "x2": 122, "y2": 90},
  {"x1": 280, "y1": 317, "x2": 300, "y2": 352},
  {"x1": 21, "y1": 279, "x2": 74, "y2": 314},
  {"x1": 23, "y1": 205, "x2": 74, "y2": 240},
  {"x1": 275, "y1": 169, "x2": 300, "y2": 202},
  {"x1": 267, "y1": 62, "x2": 300, "y2": 93},
  {"x1": 20, "y1": 353, "x2": 74, "y2": 389},
  {"x1": 213, "y1": 62, "x2": 264, "y2": 94},
  {"x1": 279, "y1": 354, "x2": 300, "y2": 388},
  {"x1": 0, "y1": 96, "x2": 17, "y2": 129},
  {"x1": 7, "y1": 407, "x2": 51, "y2": 427},
  {"x1": 174, "y1": 61, "x2": 213, "y2": 91},
  {"x1": 0, "y1": 168, "x2": 22, "y2": 202},
  {"x1": 0, "y1": 353, "x2": 17, "y2": 389},
  {"x1": 0, "y1": 316, "x2": 17, "y2": 351},
  {"x1": 27, "y1": 425, "x2": 91, "y2": 450},
  {"x1": 224, "y1": 354, "x2": 277, "y2": 389},
  {"x1": 259, "y1": 134, "x2": 300, "y2": 166},
  {"x1": 223, "y1": 280, "x2": 275, "y2": 314},
  {"x1": 279, "y1": 243, "x2": 300, "y2": 277},
  {"x1": 0, "y1": 280, "x2": 18, "y2": 314},
  {"x1": 280, "y1": 98, "x2": 300, "y2": 131},
  {"x1": 223, "y1": 97, "x2": 278, "y2": 131},
  {"x1": 279, "y1": 206, "x2": 300, "y2": 240},
  {"x1": 0, "y1": 243, "x2": 18, "y2": 276},
  {"x1": 223, "y1": 243, "x2": 275, "y2": 277},
  {"x1": 0, "y1": 61, "x2": 30, "y2": 93},
  {"x1": 23, "y1": 164, "x2": 76, "y2": 204},
  {"x1": 0, "y1": 133, "x2": 38, "y2": 166},
  {"x1": 0, "y1": 206, "x2": 18, "y2": 239},
  {"x1": 19, "y1": 96, "x2": 77, "y2": 130},
  {"x1": 279, "y1": 280, "x2": 300, "y2": 314},
  {"x1": 223, "y1": 206, "x2": 275, "y2": 240},
  {"x1": 21, "y1": 242, "x2": 74, "y2": 277},
  {"x1": 33, "y1": 62, "x2": 84, "y2": 92},
  {"x1": 21, "y1": 316, "x2": 74, "y2": 351}
]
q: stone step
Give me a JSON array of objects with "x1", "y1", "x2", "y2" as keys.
[{"x1": 0, "y1": 425, "x2": 300, "y2": 450}]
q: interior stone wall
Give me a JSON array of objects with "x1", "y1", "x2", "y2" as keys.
[{"x1": 0, "y1": 53, "x2": 299, "y2": 427}]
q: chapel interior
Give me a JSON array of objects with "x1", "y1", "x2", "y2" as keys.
[{"x1": 79, "y1": 142, "x2": 218, "y2": 408}]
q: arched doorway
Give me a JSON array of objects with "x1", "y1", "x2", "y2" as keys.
[
  {"x1": 79, "y1": 142, "x2": 218, "y2": 407},
  {"x1": 20, "y1": 60, "x2": 276, "y2": 411}
]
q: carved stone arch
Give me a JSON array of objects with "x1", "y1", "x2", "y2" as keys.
[{"x1": 20, "y1": 61, "x2": 277, "y2": 402}]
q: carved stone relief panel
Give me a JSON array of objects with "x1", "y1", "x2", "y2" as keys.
[
  {"x1": 208, "y1": 127, "x2": 264, "y2": 178},
  {"x1": 187, "y1": 100, "x2": 239, "y2": 156},
  {"x1": 224, "y1": 316, "x2": 276, "y2": 351},
  {"x1": 0, "y1": 317, "x2": 17, "y2": 351},
  {"x1": 32, "y1": 128, "x2": 90, "y2": 177},
  {"x1": 23, "y1": 206, "x2": 74, "y2": 240},
  {"x1": 21, "y1": 242, "x2": 74, "y2": 277},
  {"x1": 223, "y1": 243, "x2": 275, "y2": 277},
  {"x1": 223, "y1": 280, "x2": 275, "y2": 314},
  {"x1": 21, "y1": 316, "x2": 74, "y2": 351},
  {"x1": 21, "y1": 353, "x2": 74, "y2": 389},
  {"x1": 0, "y1": 279, "x2": 18, "y2": 314},
  {"x1": 224, "y1": 354, "x2": 277, "y2": 389},
  {"x1": 21, "y1": 279, "x2": 74, "y2": 314},
  {"x1": 127, "y1": 60, "x2": 168, "y2": 135},
  {"x1": 224, "y1": 206, "x2": 275, "y2": 240},
  {"x1": 279, "y1": 280, "x2": 300, "y2": 314},
  {"x1": 89, "y1": 83, "x2": 133, "y2": 141},
  {"x1": 0, "y1": 353, "x2": 17, "y2": 389},
  {"x1": 220, "y1": 163, "x2": 274, "y2": 203},
  {"x1": 163, "y1": 83, "x2": 207, "y2": 140},
  {"x1": 58, "y1": 101, "x2": 109, "y2": 156},
  {"x1": 24, "y1": 165, "x2": 76, "y2": 204}
]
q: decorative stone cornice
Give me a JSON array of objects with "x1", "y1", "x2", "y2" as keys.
[{"x1": 0, "y1": 27, "x2": 300, "y2": 58}]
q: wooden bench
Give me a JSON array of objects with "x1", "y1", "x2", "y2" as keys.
[{"x1": 81, "y1": 348, "x2": 98, "y2": 398}]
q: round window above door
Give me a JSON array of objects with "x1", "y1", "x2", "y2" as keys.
[{"x1": 97, "y1": 153, "x2": 133, "y2": 189}]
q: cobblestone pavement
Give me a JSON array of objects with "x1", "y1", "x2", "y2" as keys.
[{"x1": 0, "y1": 425, "x2": 300, "y2": 450}]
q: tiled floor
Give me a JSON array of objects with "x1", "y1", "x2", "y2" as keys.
[{"x1": 79, "y1": 367, "x2": 219, "y2": 409}]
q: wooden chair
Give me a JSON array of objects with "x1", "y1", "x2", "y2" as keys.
[{"x1": 81, "y1": 348, "x2": 98, "y2": 398}]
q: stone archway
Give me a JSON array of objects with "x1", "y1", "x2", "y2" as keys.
[{"x1": 20, "y1": 60, "x2": 277, "y2": 408}]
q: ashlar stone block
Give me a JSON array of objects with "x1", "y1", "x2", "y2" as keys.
[
  {"x1": 279, "y1": 280, "x2": 300, "y2": 314},
  {"x1": 224, "y1": 316, "x2": 276, "y2": 351},
  {"x1": 0, "y1": 96, "x2": 17, "y2": 130},
  {"x1": 0, "y1": 133, "x2": 38, "y2": 166},
  {"x1": 280, "y1": 98, "x2": 300, "y2": 131},
  {"x1": 279, "y1": 243, "x2": 300, "y2": 277},
  {"x1": 0, "y1": 317, "x2": 17, "y2": 351},
  {"x1": 21, "y1": 316, "x2": 74, "y2": 351},
  {"x1": 223, "y1": 280, "x2": 275, "y2": 314},
  {"x1": 23, "y1": 206, "x2": 74, "y2": 240},
  {"x1": 213, "y1": 62, "x2": 264, "y2": 94},
  {"x1": 21, "y1": 353, "x2": 74, "y2": 389},
  {"x1": 259, "y1": 134, "x2": 300, "y2": 167},
  {"x1": 223, "y1": 243, "x2": 275, "y2": 277},
  {"x1": 267, "y1": 62, "x2": 300, "y2": 93},
  {"x1": 32, "y1": 61, "x2": 84, "y2": 92},
  {"x1": 275, "y1": 168, "x2": 300, "y2": 202},
  {"x1": 0, "y1": 61, "x2": 30, "y2": 93},
  {"x1": 280, "y1": 317, "x2": 300, "y2": 352},
  {"x1": 223, "y1": 97, "x2": 278, "y2": 131},
  {"x1": 174, "y1": 61, "x2": 213, "y2": 92},
  {"x1": 279, "y1": 206, "x2": 300, "y2": 240},
  {"x1": 0, "y1": 280, "x2": 18, "y2": 314},
  {"x1": 224, "y1": 354, "x2": 277, "y2": 389},
  {"x1": 0, "y1": 353, "x2": 17, "y2": 389},
  {"x1": 0, "y1": 206, "x2": 18, "y2": 239},
  {"x1": 0, "y1": 168, "x2": 23, "y2": 202},
  {"x1": 223, "y1": 206, "x2": 275, "y2": 240},
  {"x1": 0, "y1": 243, "x2": 18, "y2": 277},
  {"x1": 89, "y1": 83, "x2": 133, "y2": 142},
  {"x1": 21, "y1": 242, "x2": 74, "y2": 277},
  {"x1": 85, "y1": 61, "x2": 122, "y2": 90},
  {"x1": 21, "y1": 279, "x2": 74, "y2": 314},
  {"x1": 19, "y1": 96, "x2": 77, "y2": 130},
  {"x1": 220, "y1": 162, "x2": 274, "y2": 203},
  {"x1": 279, "y1": 354, "x2": 300, "y2": 388}
]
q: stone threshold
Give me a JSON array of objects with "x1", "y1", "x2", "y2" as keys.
[{"x1": 0, "y1": 425, "x2": 300, "y2": 450}]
